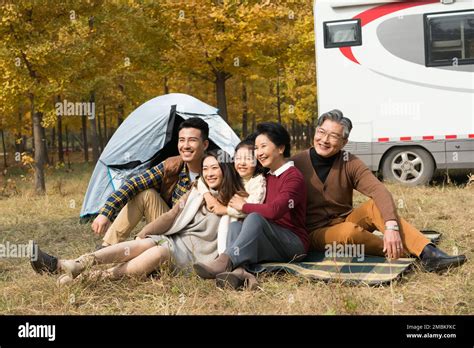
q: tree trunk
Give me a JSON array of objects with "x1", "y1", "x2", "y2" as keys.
[
  {"x1": 117, "y1": 104, "x2": 124, "y2": 126},
  {"x1": 31, "y1": 120, "x2": 34, "y2": 152},
  {"x1": 40, "y1": 124, "x2": 49, "y2": 166},
  {"x1": 117, "y1": 80, "x2": 125, "y2": 126},
  {"x1": 89, "y1": 92, "x2": 100, "y2": 163},
  {"x1": 294, "y1": 122, "x2": 298, "y2": 150},
  {"x1": 70, "y1": 128, "x2": 74, "y2": 151},
  {"x1": 81, "y1": 101, "x2": 89, "y2": 163},
  {"x1": 51, "y1": 127, "x2": 55, "y2": 150},
  {"x1": 97, "y1": 107, "x2": 103, "y2": 152},
  {"x1": 251, "y1": 113, "x2": 256, "y2": 133},
  {"x1": 291, "y1": 120, "x2": 296, "y2": 148},
  {"x1": 22, "y1": 135, "x2": 27, "y2": 152},
  {"x1": 65, "y1": 125, "x2": 71, "y2": 169},
  {"x1": 164, "y1": 76, "x2": 169, "y2": 94},
  {"x1": 14, "y1": 130, "x2": 22, "y2": 159},
  {"x1": 103, "y1": 104, "x2": 108, "y2": 144},
  {"x1": 215, "y1": 71, "x2": 228, "y2": 121},
  {"x1": 31, "y1": 93, "x2": 46, "y2": 194},
  {"x1": 65, "y1": 125, "x2": 69, "y2": 153},
  {"x1": 1, "y1": 129, "x2": 7, "y2": 169},
  {"x1": 241, "y1": 77, "x2": 248, "y2": 139},
  {"x1": 56, "y1": 96, "x2": 64, "y2": 163},
  {"x1": 57, "y1": 113, "x2": 64, "y2": 163},
  {"x1": 50, "y1": 127, "x2": 55, "y2": 165},
  {"x1": 276, "y1": 72, "x2": 282, "y2": 124},
  {"x1": 297, "y1": 123, "x2": 302, "y2": 150},
  {"x1": 306, "y1": 121, "x2": 312, "y2": 148},
  {"x1": 16, "y1": 106, "x2": 25, "y2": 155}
]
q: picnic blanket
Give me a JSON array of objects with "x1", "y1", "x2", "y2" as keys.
[{"x1": 248, "y1": 230, "x2": 441, "y2": 285}]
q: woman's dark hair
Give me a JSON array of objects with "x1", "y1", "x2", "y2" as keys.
[
  {"x1": 178, "y1": 117, "x2": 209, "y2": 141},
  {"x1": 234, "y1": 138, "x2": 264, "y2": 177},
  {"x1": 200, "y1": 150, "x2": 246, "y2": 205},
  {"x1": 255, "y1": 122, "x2": 291, "y2": 158}
]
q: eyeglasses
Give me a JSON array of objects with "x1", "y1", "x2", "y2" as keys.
[{"x1": 315, "y1": 127, "x2": 344, "y2": 142}]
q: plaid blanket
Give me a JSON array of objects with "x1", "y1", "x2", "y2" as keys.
[{"x1": 248, "y1": 230, "x2": 441, "y2": 285}]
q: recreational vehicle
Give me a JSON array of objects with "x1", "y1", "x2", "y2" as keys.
[{"x1": 314, "y1": 0, "x2": 474, "y2": 185}]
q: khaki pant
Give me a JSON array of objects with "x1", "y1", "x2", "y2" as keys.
[
  {"x1": 103, "y1": 189, "x2": 170, "y2": 245},
  {"x1": 309, "y1": 199, "x2": 430, "y2": 257}
]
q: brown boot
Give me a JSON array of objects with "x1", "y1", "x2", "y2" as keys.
[
  {"x1": 216, "y1": 267, "x2": 258, "y2": 290},
  {"x1": 193, "y1": 254, "x2": 232, "y2": 279}
]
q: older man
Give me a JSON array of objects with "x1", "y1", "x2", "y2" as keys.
[{"x1": 292, "y1": 109, "x2": 466, "y2": 272}]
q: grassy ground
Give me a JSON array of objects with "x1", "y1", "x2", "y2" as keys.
[{"x1": 0, "y1": 162, "x2": 472, "y2": 315}]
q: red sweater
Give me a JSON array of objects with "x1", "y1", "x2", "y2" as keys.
[{"x1": 242, "y1": 166, "x2": 309, "y2": 252}]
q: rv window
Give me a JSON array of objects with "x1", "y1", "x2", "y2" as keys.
[
  {"x1": 323, "y1": 19, "x2": 362, "y2": 48},
  {"x1": 425, "y1": 10, "x2": 474, "y2": 67}
]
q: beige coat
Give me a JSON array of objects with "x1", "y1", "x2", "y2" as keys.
[{"x1": 197, "y1": 174, "x2": 266, "y2": 253}]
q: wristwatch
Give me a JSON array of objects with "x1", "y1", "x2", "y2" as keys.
[{"x1": 385, "y1": 224, "x2": 399, "y2": 231}]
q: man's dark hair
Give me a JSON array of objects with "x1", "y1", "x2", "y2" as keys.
[
  {"x1": 178, "y1": 117, "x2": 209, "y2": 141},
  {"x1": 255, "y1": 122, "x2": 291, "y2": 158}
]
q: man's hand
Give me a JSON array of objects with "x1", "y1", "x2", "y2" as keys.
[
  {"x1": 91, "y1": 214, "x2": 111, "y2": 235},
  {"x1": 383, "y1": 229, "x2": 404, "y2": 260},
  {"x1": 229, "y1": 194, "x2": 246, "y2": 212},
  {"x1": 203, "y1": 192, "x2": 219, "y2": 212}
]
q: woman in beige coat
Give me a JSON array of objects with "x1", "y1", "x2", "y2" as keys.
[{"x1": 31, "y1": 150, "x2": 246, "y2": 284}]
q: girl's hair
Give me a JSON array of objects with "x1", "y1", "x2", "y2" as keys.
[
  {"x1": 200, "y1": 150, "x2": 246, "y2": 205},
  {"x1": 234, "y1": 137, "x2": 264, "y2": 177}
]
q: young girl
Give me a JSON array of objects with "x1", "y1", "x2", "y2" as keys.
[
  {"x1": 31, "y1": 150, "x2": 245, "y2": 284},
  {"x1": 199, "y1": 138, "x2": 266, "y2": 254}
]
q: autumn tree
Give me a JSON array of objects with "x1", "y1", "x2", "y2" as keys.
[{"x1": 161, "y1": 0, "x2": 288, "y2": 122}]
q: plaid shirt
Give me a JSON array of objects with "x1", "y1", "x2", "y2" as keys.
[{"x1": 99, "y1": 161, "x2": 192, "y2": 220}]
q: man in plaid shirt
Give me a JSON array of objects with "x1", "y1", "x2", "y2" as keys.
[{"x1": 91, "y1": 117, "x2": 210, "y2": 247}]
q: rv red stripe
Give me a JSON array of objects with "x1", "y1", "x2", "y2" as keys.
[
  {"x1": 340, "y1": 0, "x2": 437, "y2": 65},
  {"x1": 356, "y1": 1, "x2": 437, "y2": 27},
  {"x1": 377, "y1": 135, "x2": 472, "y2": 141},
  {"x1": 340, "y1": 47, "x2": 360, "y2": 65}
]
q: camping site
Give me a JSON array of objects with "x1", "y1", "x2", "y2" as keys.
[{"x1": 0, "y1": 0, "x2": 472, "y2": 337}]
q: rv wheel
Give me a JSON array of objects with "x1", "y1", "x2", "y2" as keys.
[{"x1": 382, "y1": 147, "x2": 434, "y2": 186}]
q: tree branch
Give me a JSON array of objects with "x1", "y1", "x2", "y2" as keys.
[{"x1": 191, "y1": 15, "x2": 218, "y2": 74}]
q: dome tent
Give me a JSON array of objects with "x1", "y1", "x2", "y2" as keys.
[{"x1": 80, "y1": 93, "x2": 240, "y2": 222}]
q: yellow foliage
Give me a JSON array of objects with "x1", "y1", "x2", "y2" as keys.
[
  {"x1": 21, "y1": 153, "x2": 34, "y2": 166},
  {"x1": 1, "y1": 0, "x2": 317, "y2": 138}
]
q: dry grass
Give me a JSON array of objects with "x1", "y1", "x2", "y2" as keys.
[{"x1": 0, "y1": 164, "x2": 472, "y2": 315}]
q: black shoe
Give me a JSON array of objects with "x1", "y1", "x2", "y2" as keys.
[
  {"x1": 420, "y1": 244, "x2": 467, "y2": 272},
  {"x1": 30, "y1": 241, "x2": 59, "y2": 274}
]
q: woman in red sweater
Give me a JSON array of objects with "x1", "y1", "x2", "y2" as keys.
[{"x1": 193, "y1": 122, "x2": 308, "y2": 289}]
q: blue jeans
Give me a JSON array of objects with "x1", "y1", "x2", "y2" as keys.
[{"x1": 224, "y1": 212, "x2": 305, "y2": 267}]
